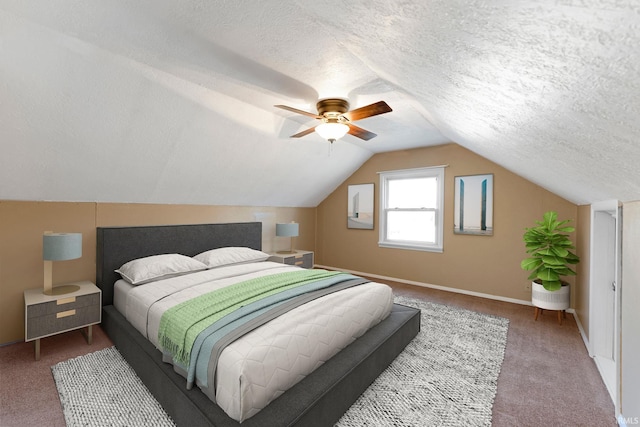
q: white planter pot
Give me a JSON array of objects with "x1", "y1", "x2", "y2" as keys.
[{"x1": 531, "y1": 282, "x2": 570, "y2": 310}]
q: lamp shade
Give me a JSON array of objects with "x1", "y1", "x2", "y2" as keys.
[
  {"x1": 43, "y1": 233, "x2": 82, "y2": 261},
  {"x1": 316, "y1": 122, "x2": 349, "y2": 141},
  {"x1": 276, "y1": 223, "x2": 299, "y2": 237}
]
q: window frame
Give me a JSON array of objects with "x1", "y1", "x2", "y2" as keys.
[{"x1": 378, "y1": 166, "x2": 445, "y2": 252}]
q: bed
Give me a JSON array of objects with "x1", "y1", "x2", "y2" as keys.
[{"x1": 96, "y1": 222, "x2": 420, "y2": 426}]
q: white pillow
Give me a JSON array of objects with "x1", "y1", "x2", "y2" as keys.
[
  {"x1": 115, "y1": 254, "x2": 207, "y2": 285},
  {"x1": 194, "y1": 247, "x2": 270, "y2": 269}
]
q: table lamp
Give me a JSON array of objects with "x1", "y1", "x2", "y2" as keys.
[
  {"x1": 43, "y1": 232, "x2": 82, "y2": 295},
  {"x1": 276, "y1": 222, "x2": 298, "y2": 254}
]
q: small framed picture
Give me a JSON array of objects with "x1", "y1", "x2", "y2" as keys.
[
  {"x1": 347, "y1": 183, "x2": 374, "y2": 229},
  {"x1": 454, "y1": 174, "x2": 493, "y2": 235}
]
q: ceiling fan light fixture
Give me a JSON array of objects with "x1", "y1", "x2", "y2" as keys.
[
  {"x1": 316, "y1": 121, "x2": 349, "y2": 142},
  {"x1": 275, "y1": 98, "x2": 391, "y2": 142}
]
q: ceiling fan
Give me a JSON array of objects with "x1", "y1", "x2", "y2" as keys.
[{"x1": 275, "y1": 99, "x2": 392, "y2": 143}]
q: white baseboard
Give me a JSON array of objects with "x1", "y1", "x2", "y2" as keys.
[
  {"x1": 573, "y1": 311, "x2": 592, "y2": 356},
  {"x1": 315, "y1": 264, "x2": 534, "y2": 307}
]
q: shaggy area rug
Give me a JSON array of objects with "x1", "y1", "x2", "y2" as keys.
[
  {"x1": 51, "y1": 346, "x2": 176, "y2": 426},
  {"x1": 52, "y1": 296, "x2": 509, "y2": 427},
  {"x1": 336, "y1": 296, "x2": 509, "y2": 427}
]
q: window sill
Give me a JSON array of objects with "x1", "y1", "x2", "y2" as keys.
[{"x1": 378, "y1": 241, "x2": 443, "y2": 253}]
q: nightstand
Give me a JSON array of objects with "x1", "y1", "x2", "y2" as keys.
[
  {"x1": 268, "y1": 250, "x2": 314, "y2": 269},
  {"x1": 24, "y1": 281, "x2": 101, "y2": 360}
]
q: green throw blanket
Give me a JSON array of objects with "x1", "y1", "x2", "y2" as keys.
[{"x1": 158, "y1": 269, "x2": 342, "y2": 365}]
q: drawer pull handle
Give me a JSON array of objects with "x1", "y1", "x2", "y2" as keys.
[
  {"x1": 57, "y1": 309, "x2": 76, "y2": 319},
  {"x1": 295, "y1": 261, "x2": 303, "y2": 265},
  {"x1": 57, "y1": 297, "x2": 76, "y2": 305}
]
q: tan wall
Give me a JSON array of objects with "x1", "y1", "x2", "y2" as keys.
[
  {"x1": 0, "y1": 146, "x2": 588, "y2": 343},
  {"x1": 316, "y1": 143, "x2": 580, "y2": 303},
  {"x1": 0, "y1": 201, "x2": 315, "y2": 344}
]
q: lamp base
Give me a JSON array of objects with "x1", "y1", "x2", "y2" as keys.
[{"x1": 44, "y1": 284, "x2": 81, "y2": 296}]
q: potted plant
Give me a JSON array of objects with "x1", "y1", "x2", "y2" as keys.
[{"x1": 521, "y1": 211, "x2": 580, "y2": 315}]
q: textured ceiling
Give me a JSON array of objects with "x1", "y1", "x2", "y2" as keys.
[{"x1": 1, "y1": 1, "x2": 639, "y2": 207}]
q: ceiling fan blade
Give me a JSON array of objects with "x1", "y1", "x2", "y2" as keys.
[
  {"x1": 290, "y1": 127, "x2": 317, "y2": 138},
  {"x1": 343, "y1": 101, "x2": 392, "y2": 122},
  {"x1": 347, "y1": 124, "x2": 377, "y2": 141},
  {"x1": 274, "y1": 104, "x2": 321, "y2": 119}
]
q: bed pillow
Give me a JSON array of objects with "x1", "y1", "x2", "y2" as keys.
[
  {"x1": 194, "y1": 247, "x2": 270, "y2": 269},
  {"x1": 115, "y1": 254, "x2": 207, "y2": 285}
]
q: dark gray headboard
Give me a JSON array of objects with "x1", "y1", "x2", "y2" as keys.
[{"x1": 96, "y1": 222, "x2": 262, "y2": 306}]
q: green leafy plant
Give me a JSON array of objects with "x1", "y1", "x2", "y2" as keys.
[{"x1": 521, "y1": 211, "x2": 580, "y2": 291}]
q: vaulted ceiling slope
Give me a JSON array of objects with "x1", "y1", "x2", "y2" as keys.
[{"x1": 1, "y1": 1, "x2": 639, "y2": 207}]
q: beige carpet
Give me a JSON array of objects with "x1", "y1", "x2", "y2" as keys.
[{"x1": 0, "y1": 281, "x2": 616, "y2": 427}]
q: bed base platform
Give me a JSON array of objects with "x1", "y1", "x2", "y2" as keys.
[{"x1": 102, "y1": 303, "x2": 419, "y2": 426}]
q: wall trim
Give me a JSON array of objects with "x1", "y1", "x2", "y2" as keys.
[
  {"x1": 315, "y1": 264, "x2": 535, "y2": 307},
  {"x1": 573, "y1": 311, "x2": 592, "y2": 356}
]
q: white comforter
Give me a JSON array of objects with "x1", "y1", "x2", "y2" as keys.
[{"x1": 115, "y1": 261, "x2": 393, "y2": 422}]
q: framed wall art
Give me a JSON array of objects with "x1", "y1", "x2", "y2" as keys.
[
  {"x1": 347, "y1": 183, "x2": 374, "y2": 229},
  {"x1": 454, "y1": 174, "x2": 493, "y2": 235}
]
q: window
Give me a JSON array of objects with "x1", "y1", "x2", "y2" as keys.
[{"x1": 379, "y1": 166, "x2": 445, "y2": 252}]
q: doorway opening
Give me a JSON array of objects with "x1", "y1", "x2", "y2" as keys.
[{"x1": 589, "y1": 200, "x2": 621, "y2": 409}]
